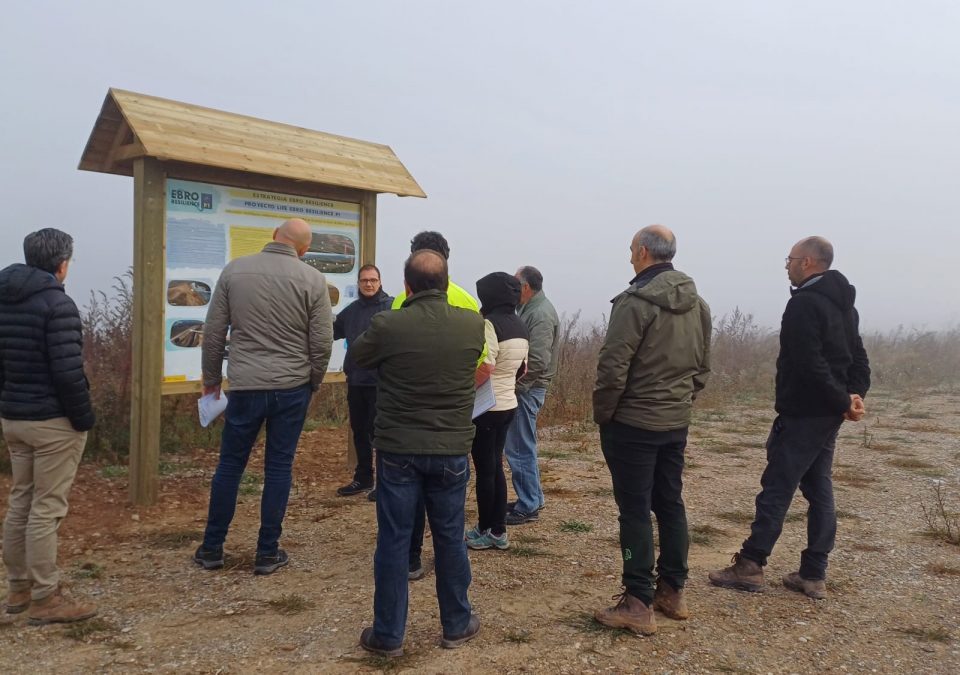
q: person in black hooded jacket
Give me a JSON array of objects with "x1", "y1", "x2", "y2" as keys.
[
  {"x1": 333, "y1": 264, "x2": 393, "y2": 496},
  {"x1": 711, "y1": 236, "x2": 870, "y2": 600},
  {"x1": 0, "y1": 228, "x2": 97, "y2": 624}
]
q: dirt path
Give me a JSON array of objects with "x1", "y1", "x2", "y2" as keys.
[{"x1": 2, "y1": 389, "x2": 959, "y2": 673}]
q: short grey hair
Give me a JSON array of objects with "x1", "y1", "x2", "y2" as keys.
[
  {"x1": 637, "y1": 228, "x2": 676, "y2": 262},
  {"x1": 516, "y1": 266, "x2": 543, "y2": 292},
  {"x1": 24, "y1": 228, "x2": 74, "y2": 274},
  {"x1": 798, "y1": 236, "x2": 834, "y2": 268}
]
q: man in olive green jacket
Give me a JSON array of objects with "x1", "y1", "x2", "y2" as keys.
[
  {"x1": 592, "y1": 225, "x2": 711, "y2": 636},
  {"x1": 352, "y1": 250, "x2": 485, "y2": 657}
]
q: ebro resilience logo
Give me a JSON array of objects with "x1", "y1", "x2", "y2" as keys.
[{"x1": 170, "y1": 188, "x2": 214, "y2": 212}]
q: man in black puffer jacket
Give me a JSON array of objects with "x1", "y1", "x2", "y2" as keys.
[
  {"x1": 0, "y1": 228, "x2": 97, "y2": 625},
  {"x1": 333, "y1": 264, "x2": 393, "y2": 497},
  {"x1": 711, "y1": 236, "x2": 870, "y2": 600}
]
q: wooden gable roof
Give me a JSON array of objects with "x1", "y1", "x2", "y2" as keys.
[{"x1": 78, "y1": 89, "x2": 426, "y2": 197}]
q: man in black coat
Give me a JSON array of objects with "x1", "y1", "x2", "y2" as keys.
[
  {"x1": 0, "y1": 228, "x2": 97, "y2": 624},
  {"x1": 333, "y1": 264, "x2": 393, "y2": 497},
  {"x1": 710, "y1": 236, "x2": 870, "y2": 599}
]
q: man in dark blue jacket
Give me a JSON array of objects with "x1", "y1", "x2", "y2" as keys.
[
  {"x1": 0, "y1": 228, "x2": 97, "y2": 625},
  {"x1": 710, "y1": 236, "x2": 870, "y2": 599},
  {"x1": 334, "y1": 264, "x2": 393, "y2": 497}
]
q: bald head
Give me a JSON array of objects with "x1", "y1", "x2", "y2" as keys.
[
  {"x1": 274, "y1": 218, "x2": 313, "y2": 255},
  {"x1": 793, "y1": 236, "x2": 834, "y2": 269},
  {"x1": 404, "y1": 249, "x2": 449, "y2": 295},
  {"x1": 630, "y1": 224, "x2": 677, "y2": 274}
]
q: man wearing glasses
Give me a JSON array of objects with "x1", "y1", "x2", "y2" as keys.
[
  {"x1": 710, "y1": 236, "x2": 870, "y2": 599},
  {"x1": 334, "y1": 264, "x2": 394, "y2": 497}
]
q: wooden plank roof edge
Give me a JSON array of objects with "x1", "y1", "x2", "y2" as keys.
[{"x1": 110, "y1": 88, "x2": 394, "y2": 153}]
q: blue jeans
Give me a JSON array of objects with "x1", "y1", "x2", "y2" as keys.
[
  {"x1": 504, "y1": 387, "x2": 546, "y2": 515},
  {"x1": 373, "y1": 452, "x2": 472, "y2": 648},
  {"x1": 202, "y1": 384, "x2": 312, "y2": 556},
  {"x1": 741, "y1": 415, "x2": 843, "y2": 580}
]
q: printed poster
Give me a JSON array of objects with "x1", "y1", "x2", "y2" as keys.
[{"x1": 163, "y1": 179, "x2": 359, "y2": 383}]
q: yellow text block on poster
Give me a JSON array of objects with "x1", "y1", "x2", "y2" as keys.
[{"x1": 229, "y1": 225, "x2": 273, "y2": 260}]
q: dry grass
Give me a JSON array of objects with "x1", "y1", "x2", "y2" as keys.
[
  {"x1": 894, "y1": 626, "x2": 953, "y2": 643},
  {"x1": 833, "y1": 469, "x2": 878, "y2": 488},
  {"x1": 920, "y1": 483, "x2": 960, "y2": 546},
  {"x1": 267, "y1": 593, "x2": 315, "y2": 615},
  {"x1": 147, "y1": 529, "x2": 199, "y2": 549},
  {"x1": 887, "y1": 456, "x2": 935, "y2": 470},
  {"x1": 690, "y1": 524, "x2": 727, "y2": 545},
  {"x1": 63, "y1": 618, "x2": 115, "y2": 642}
]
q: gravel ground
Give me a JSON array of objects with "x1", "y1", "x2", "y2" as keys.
[{"x1": 1, "y1": 388, "x2": 959, "y2": 674}]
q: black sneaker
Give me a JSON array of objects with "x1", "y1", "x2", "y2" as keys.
[
  {"x1": 408, "y1": 558, "x2": 425, "y2": 581},
  {"x1": 254, "y1": 549, "x2": 289, "y2": 575},
  {"x1": 360, "y1": 626, "x2": 403, "y2": 657},
  {"x1": 508, "y1": 500, "x2": 544, "y2": 513},
  {"x1": 337, "y1": 480, "x2": 373, "y2": 497},
  {"x1": 505, "y1": 509, "x2": 539, "y2": 526},
  {"x1": 367, "y1": 488, "x2": 377, "y2": 502},
  {"x1": 440, "y1": 613, "x2": 481, "y2": 649},
  {"x1": 193, "y1": 545, "x2": 224, "y2": 570}
]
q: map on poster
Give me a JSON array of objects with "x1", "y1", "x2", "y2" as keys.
[{"x1": 163, "y1": 178, "x2": 359, "y2": 383}]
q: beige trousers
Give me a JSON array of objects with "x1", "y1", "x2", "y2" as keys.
[{"x1": 2, "y1": 417, "x2": 87, "y2": 600}]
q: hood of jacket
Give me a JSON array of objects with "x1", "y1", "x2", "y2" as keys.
[
  {"x1": 792, "y1": 269, "x2": 856, "y2": 311},
  {"x1": 0, "y1": 264, "x2": 62, "y2": 304},
  {"x1": 625, "y1": 269, "x2": 700, "y2": 314},
  {"x1": 476, "y1": 272, "x2": 521, "y2": 316}
]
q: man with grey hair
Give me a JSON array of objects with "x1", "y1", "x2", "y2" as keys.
[
  {"x1": 593, "y1": 224, "x2": 711, "y2": 634},
  {"x1": 504, "y1": 265, "x2": 560, "y2": 525},
  {"x1": 710, "y1": 235, "x2": 869, "y2": 599},
  {"x1": 1, "y1": 228, "x2": 97, "y2": 624}
]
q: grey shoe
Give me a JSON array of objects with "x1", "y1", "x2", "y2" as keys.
[
  {"x1": 193, "y1": 546, "x2": 224, "y2": 570},
  {"x1": 440, "y1": 613, "x2": 481, "y2": 648},
  {"x1": 408, "y1": 558, "x2": 425, "y2": 581},
  {"x1": 505, "y1": 508, "x2": 539, "y2": 526},
  {"x1": 254, "y1": 549, "x2": 289, "y2": 575}
]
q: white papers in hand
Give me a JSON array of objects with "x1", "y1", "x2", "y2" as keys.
[
  {"x1": 472, "y1": 378, "x2": 496, "y2": 420},
  {"x1": 198, "y1": 392, "x2": 228, "y2": 427}
]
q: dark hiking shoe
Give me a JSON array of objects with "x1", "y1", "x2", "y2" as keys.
[
  {"x1": 359, "y1": 627, "x2": 403, "y2": 657},
  {"x1": 440, "y1": 613, "x2": 481, "y2": 648},
  {"x1": 337, "y1": 480, "x2": 374, "y2": 497},
  {"x1": 27, "y1": 586, "x2": 97, "y2": 625},
  {"x1": 193, "y1": 545, "x2": 224, "y2": 570},
  {"x1": 505, "y1": 508, "x2": 539, "y2": 526},
  {"x1": 782, "y1": 572, "x2": 827, "y2": 600},
  {"x1": 653, "y1": 579, "x2": 689, "y2": 620},
  {"x1": 709, "y1": 553, "x2": 765, "y2": 593},
  {"x1": 508, "y1": 500, "x2": 544, "y2": 513},
  {"x1": 4, "y1": 587, "x2": 31, "y2": 614},
  {"x1": 367, "y1": 488, "x2": 377, "y2": 502},
  {"x1": 254, "y1": 549, "x2": 289, "y2": 575},
  {"x1": 408, "y1": 558, "x2": 425, "y2": 581},
  {"x1": 594, "y1": 591, "x2": 657, "y2": 635}
]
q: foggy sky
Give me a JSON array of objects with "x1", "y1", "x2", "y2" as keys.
[{"x1": 2, "y1": 1, "x2": 958, "y2": 332}]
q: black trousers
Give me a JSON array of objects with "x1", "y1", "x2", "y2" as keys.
[
  {"x1": 600, "y1": 421, "x2": 689, "y2": 605},
  {"x1": 740, "y1": 415, "x2": 843, "y2": 580},
  {"x1": 470, "y1": 408, "x2": 516, "y2": 536},
  {"x1": 347, "y1": 385, "x2": 377, "y2": 484}
]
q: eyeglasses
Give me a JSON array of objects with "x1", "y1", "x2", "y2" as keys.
[
  {"x1": 784, "y1": 256, "x2": 804, "y2": 263},
  {"x1": 358, "y1": 278, "x2": 380, "y2": 284}
]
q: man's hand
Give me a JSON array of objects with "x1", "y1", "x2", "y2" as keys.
[
  {"x1": 202, "y1": 383, "x2": 222, "y2": 400},
  {"x1": 844, "y1": 394, "x2": 865, "y2": 422}
]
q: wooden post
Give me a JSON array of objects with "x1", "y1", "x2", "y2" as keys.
[{"x1": 129, "y1": 157, "x2": 165, "y2": 505}]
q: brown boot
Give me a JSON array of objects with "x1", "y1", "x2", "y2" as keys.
[
  {"x1": 782, "y1": 572, "x2": 827, "y2": 600},
  {"x1": 708, "y1": 553, "x2": 765, "y2": 593},
  {"x1": 4, "y1": 587, "x2": 31, "y2": 614},
  {"x1": 653, "y1": 579, "x2": 689, "y2": 620},
  {"x1": 594, "y1": 591, "x2": 657, "y2": 635},
  {"x1": 27, "y1": 586, "x2": 97, "y2": 625}
]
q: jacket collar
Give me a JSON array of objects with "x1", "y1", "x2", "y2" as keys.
[
  {"x1": 401, "y1": 288, "x2": 448, "y2": 307},
  {"x1": 629, "y1": 262, "x2": 674, "y2": 289},
  {"x1": 520, "y1": 290, "x2": 546, "y2": 315},
  {"x1": 262, "y1": 241, "x2": 299, "y2": 257}
]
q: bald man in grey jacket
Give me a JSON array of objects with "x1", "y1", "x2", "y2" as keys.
[{"x1": 195, "y1": 218, "x2": 333, "y2": 575}]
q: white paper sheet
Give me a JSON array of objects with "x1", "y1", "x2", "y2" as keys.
[
  {"x1": 472, "y1": 378, "x2": 496, "y2": 420},
  {"x1": 198, "y1": 392, "x2": 228, "y2": 427}
]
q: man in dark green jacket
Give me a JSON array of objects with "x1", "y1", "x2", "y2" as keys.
[
  {"x1": 352, "y1": 250, "x2": 485, "y2": 657},
  {"x1": 593, "y1": 225, "x2": 711, "y2": 636}
]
